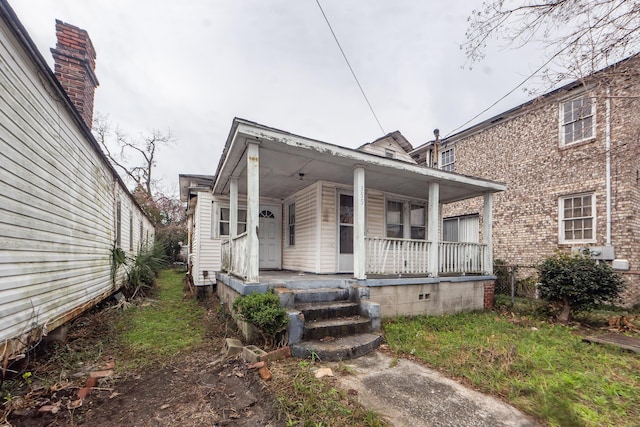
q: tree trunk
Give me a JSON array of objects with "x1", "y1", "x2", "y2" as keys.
[{"x1": 557, "y1": 298, "x2": 571, "y2": 323}]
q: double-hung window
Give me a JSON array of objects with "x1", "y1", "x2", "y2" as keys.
[
  {"x1": 561, "y1": 95, "x2": 594, "y2": 146},
  {"x1": 410, "y1": 204, "x2": 425, "y2": 239},
  {"x1": 288, "y1": 202, "x2": 296, "y2": 246},
  {"x1": 386, "y1": 200, "x2": 404, "y2": 238},
  {"x1": 559, "y1": 194, "x2": 595, "y2": 243},
  {"x1": 219, "y1": 207, "x2": 247, "y2": 237},
  {"x1": 440, "y1": 147, "x2": 455, "y2": 172}
]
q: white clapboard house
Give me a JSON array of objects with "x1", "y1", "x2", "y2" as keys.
[
  {"x1": 181, "y1": 118, "x2": 505, "y2": 359},
  {"x1": 0, "y1": 1, "x2": 154, "y2": 362}
]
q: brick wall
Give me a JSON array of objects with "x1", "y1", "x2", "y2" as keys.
[
  {"x1": 50, "y1": 20, "x2": 99, "y2": 129},
  {"x1": 440, "y1": 58, "x2": 640, "y2": 306}
]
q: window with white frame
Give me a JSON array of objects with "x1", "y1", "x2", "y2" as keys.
[
  {"x1": 288, "y1": 202, "x2": 295, "y2": 246},
  {"x1": 559, "y1": 194, "x2": 595, "y2": 243},
  {"x1": 129, "y1": 210, "x2": 134, "y2": 251},
  {"x1": 440, "y1": 147, "x2": 455, "y2": 172},
  {"x1": 410, "y1": 204, "x2": 425, "y2": 239},
  {"x1": 442, "y1": 215, "x2": 479, "y2": 243},
  {"x1": 386, "y1": 200, "x2": 404, "y2": 238},
  {"x1": 116, "y1": 200, "x2": 122, "y2": 248},
  {"x1": 219, "y1": 207, "x2": 247, "y2": 237},
  {"x1": 561, "y1": 95, "x2": 594, "y2": 145}
]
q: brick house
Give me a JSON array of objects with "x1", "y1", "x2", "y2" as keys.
[{"x1": 410, "y1": 55, "x2": 640, "y2": 305}]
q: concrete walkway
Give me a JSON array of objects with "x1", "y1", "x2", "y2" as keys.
[{"x1": 335, "y1": 351, "x2": 539, "y2": 427}]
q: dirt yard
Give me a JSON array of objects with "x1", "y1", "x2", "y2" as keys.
[{"x1": 1, "y1": 294, "x2": 285, "y2": 426}]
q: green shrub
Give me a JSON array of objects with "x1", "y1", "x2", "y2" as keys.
[
  {"x1": 537, "y1": 250, "x2": 625, "y2": 322},
  {"x1": 233, "y1": 291, "x2": 288, "y2": 340},
  {"x1": 124, "y1": 241, "x2": 168, "y2": 298}
]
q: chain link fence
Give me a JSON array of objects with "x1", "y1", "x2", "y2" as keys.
[{"x1": 494, "y1": 261, "x2": 539, "y2": 302}]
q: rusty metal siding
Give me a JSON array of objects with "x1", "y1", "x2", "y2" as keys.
[{"x1": 0, "y1": 14, "x2": 151, "y2": 357}]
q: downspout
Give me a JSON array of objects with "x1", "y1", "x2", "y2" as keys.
[{"x1": 605, "y1": 86, "x2": 612, "y2": 246}]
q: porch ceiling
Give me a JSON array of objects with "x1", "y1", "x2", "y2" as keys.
[{"x1": 213, "y1": 119, "x2": 506, "y2": 203}]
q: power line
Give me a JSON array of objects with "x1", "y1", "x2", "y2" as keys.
[{"x1": 315, "y1": 0, "x2": 385, "y2": 135}]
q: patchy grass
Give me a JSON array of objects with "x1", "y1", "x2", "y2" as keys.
[
  {"x1": 271, "y1": 359, "x2": 388, "y2": 427},
  {"x1": 383, "y1": 309, "x2": 640, "y2": 426},
  {"x1": 116, "y1": 269, "x2": 205, "y2": 367}
]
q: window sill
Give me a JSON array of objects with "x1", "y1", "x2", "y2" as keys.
[{"x1": 558, "y1": 137, "x2": 596, "y2": 151}]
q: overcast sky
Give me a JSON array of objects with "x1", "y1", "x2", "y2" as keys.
[{"x1": 13, "y1": 1, "x2": 547, "y2": 196}]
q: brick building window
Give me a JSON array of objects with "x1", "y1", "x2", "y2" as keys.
[
  {"x1": 440, "y1": 147, "x2": 455, "y2": 172},
  {"x1": 559, "y1": 194, "x2": 595, "y2": 243},
  {"x1": 560, "y1": 95, "x2": 594, "y2": 146}
]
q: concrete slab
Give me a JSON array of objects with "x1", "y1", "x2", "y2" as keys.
[{"x1": 336, "y1": 351, "x2": 539, "y2": 427}]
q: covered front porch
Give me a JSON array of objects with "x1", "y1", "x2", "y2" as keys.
[{"x1": 213, "y1": 119, "x2": 504, "y2": 284}]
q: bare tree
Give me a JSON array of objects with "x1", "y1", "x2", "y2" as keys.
[
  {"x1": 464, "y1": 0, "x2": 640, "y2": 88},
  {"x1": 93, "y1": 113, "x2": 174, "y2": 195}
]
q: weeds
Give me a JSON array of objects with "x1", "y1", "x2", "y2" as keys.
[
  {"x1": 271, "y1": 358, "x2": 387, "y2": 427},
  {"x1": 384, "y1": 311, "x2": 640, "y2": 426}
]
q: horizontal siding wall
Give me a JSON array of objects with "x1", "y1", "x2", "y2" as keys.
[
  {"x1": 366, "y1": 190, "x2": 385, "y2": 238},
  {"x1": 0, "y1": 18, "x2": 152, "y2": 356},
  {"x1": 283, "y1": 183, "x2": 318, "y2": 272},
  {"x1": 195, "y1": 193, "x2": 221, "y2": 285}
]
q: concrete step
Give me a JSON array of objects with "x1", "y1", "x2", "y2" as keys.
[
  {"x1": 292, "y1": 287, "x2": 350, "y2": 304},
  {"x1": 303, "y1": 316, "x2": 372, "y2": 341},
  {"x1": 296, "y1": 301, "x2": 360, "y2": 322},
  {"x1": 291, "y1": 333, "x2": 382, "y2": 361}
]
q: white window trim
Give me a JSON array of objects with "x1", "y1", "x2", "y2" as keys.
[
  {"x1": 213, "y1": 202, "x2": 247, "y2": 239},
  {"x1": 558, "y1": 193, "x2": 596, "y2": 244},
  {"x1": 440, "y1": 146, "x2": 455, "y2": 172},
  {"x1": 384, "y1": 198, "x2": 428, "y2": 240},
  {"x1": 287, "y1": 201, "x2": 296, "y2": 247},
  {"x1": 558, "y1": 94, "x2": 596, "y2": 147}
]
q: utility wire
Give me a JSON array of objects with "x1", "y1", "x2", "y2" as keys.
[
  {"x1": 444, "y1": 49, "x2": 565, "y2": 138},
  {"x1": 315, "y1": 0, "x2": 386, "y2": 135}
]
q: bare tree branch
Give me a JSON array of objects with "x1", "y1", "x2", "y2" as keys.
[{"x1": 463, "y1": 0, "x2": 640, "y2": 89}]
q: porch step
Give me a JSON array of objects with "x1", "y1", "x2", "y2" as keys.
[
  {"x1": 291, "y1": 333, "x2": 382, "y2": 362},
  {"x1": 296, "y1": 301, "x2": 360, "y2": 322},
  {"x1": 303, "y1": 316, "x2": 372, "y2": 341},
  {"x1": 292, "y1": 287, "x2": 350, "y2": 304}
]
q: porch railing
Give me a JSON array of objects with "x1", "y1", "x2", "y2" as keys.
[
  {"x1": 365, "y1": 237, "x2": 431, "y2": 275},
  {"x1": 221, "y1": 232, "x2": 249, "y2": 279},
  {"x1": 439, "y1": 241, "x2": 487, "y2": 274},
  {"x1": 221, "y1": 240, "x2": 230, "y2": 272}
]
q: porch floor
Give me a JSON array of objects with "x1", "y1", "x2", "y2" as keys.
[{"x1": 257, "y1": 270, "x2": 356, "y2": 290}]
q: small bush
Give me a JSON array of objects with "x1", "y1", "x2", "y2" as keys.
[
  {"x1": 537, "y1": 250, "x2": 625, "y2": 322},
  {"x1": 233, "y1": 291, "x2": 288, "y2": 341},
  {"x1": 124, "y1": 241, "x2": 168, "y2": 298}
]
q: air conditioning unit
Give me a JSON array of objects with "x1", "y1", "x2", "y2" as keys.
[{"x1": 571, "y1": 246, "x2": 615, "y2": 261}]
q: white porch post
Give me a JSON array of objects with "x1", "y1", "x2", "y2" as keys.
[
  {"x1": 230, "y1": 177, "x2": 238, "y2": 239},
  {"x1": 428, "y1": 182, "x2": 440, "y2": 277},
  {"x1": 246, "y1": 143, "x2": 260, "y2": 282},
  {"x1": 353, "y1": 166, "x2": 366, "y2": 280},
  {"x1": 483, "y1": 192, "x2": 494, "y2": 274}
]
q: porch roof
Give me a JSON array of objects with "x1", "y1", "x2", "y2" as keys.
[{"x1": 213, "y1": 118, "x2": 506, "y2": 203}]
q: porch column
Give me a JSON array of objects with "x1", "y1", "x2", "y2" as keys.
[
  {"x1": 427, "y1": 182, "x2": 440, "y2": 277},
  {"x1": 246, "y1": 143, "x2": 260, "y2": 283},
  {"x1": 229, "y1": 177, "x2": 238, "y2": 239},
  {"x1": 353, "y1": 165, "x2": 366, "y2": 280},
  {"x1": 483, "y1": 192, "x2": 494, "y2": 274}
]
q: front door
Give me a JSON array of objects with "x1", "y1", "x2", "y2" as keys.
[
  {"x1": 259, "y1": 206, "x2": 281, "y2": 269},
  {"x1": 337, "y1": 193, "x2": 353, "y2": 272}
]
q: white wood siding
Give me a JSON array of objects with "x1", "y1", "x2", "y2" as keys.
[
  {"x1": 0, "y1": 16, "x2": 153, "y2": 358},
  {"x1": 283, "y1": 183, "x2": 318, "y2": 272},
  {"x1": 192, "y1": 193, "x2": 222, "y2": 285},
  {"x1": 366, "y1": 190, "x2": 385, "y2": 238},
  {"x1": 318, "y1": 182, "x2": 338, "y2": 273}
]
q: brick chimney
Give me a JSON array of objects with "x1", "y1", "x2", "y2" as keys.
[{"x1": 50, "y1": 20, "x2": 99, "y2": 129}]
